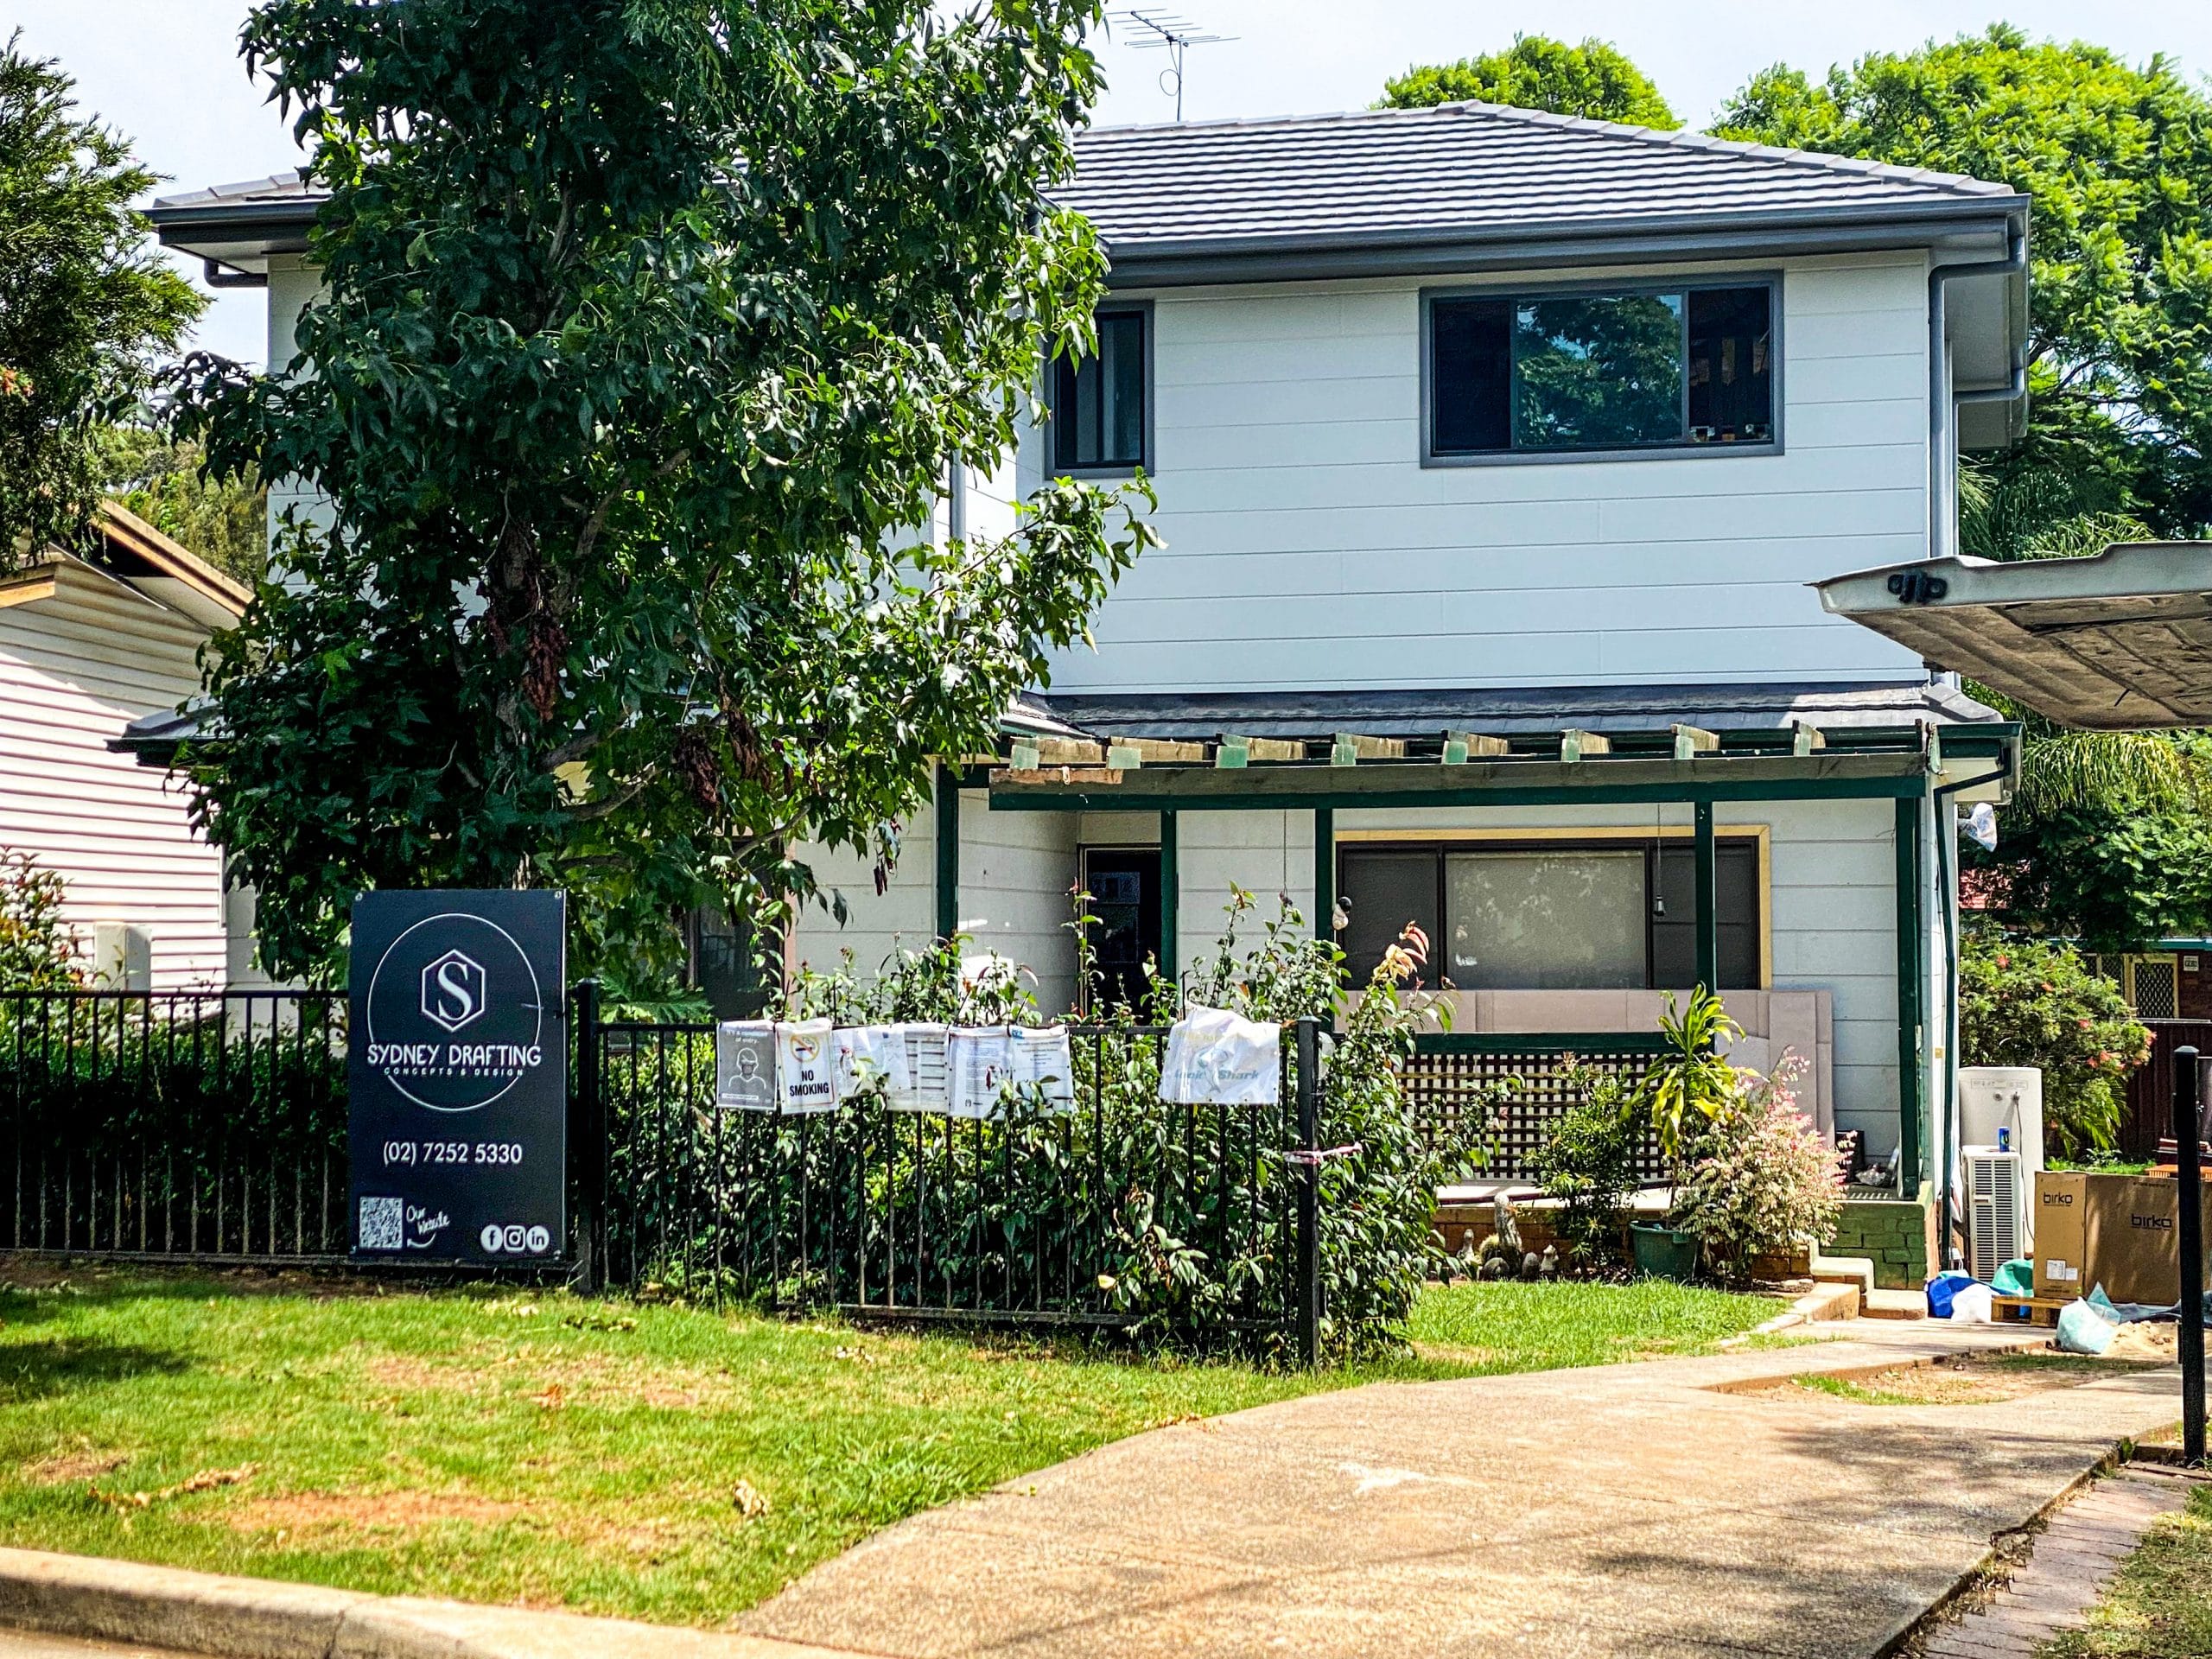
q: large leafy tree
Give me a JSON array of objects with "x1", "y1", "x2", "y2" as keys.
[
  {"x1": 0, "y1": 35, "x2": 201, "y2": 562},
  {"x1": 95, "y1": 426, "x2": 266, "y2": 582},
  {"x1": 1718, "y1": 25, "x2": 2212, "y2": 536},
  {"x1": 180, "y1": 0, "x2": 1153, "y2": 983},
  {"x1": 1378, "y1": 35, "x2": 1678, "y2": 129}
]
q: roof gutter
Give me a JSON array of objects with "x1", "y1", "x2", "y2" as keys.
[{"x1": 1927, "y1": 217, "x2": 2028, "y2": 563}]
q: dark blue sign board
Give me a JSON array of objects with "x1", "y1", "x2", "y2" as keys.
[{"x1": 348, "y1": 890, "x2": 567, "y2": 1263}]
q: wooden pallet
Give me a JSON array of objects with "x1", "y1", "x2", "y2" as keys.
[{"x1": 1992, "y1": 1294, "x2": 2069, "y2": 1328}]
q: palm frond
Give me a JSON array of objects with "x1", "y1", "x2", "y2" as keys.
[{"x1": 2014, "y1": 729, "x2": 2196, "y2": 814}]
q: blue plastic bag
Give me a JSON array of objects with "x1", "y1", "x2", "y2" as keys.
[
  {"x1": 1926, "y1": 1270, "x2": 1978, "y2": 1319},
  {"x1": 2056, "y1": 1299, "x2": 2118, "y2": 1355}
]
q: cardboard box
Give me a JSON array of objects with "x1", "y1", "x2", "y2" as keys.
[{"x1": 2034, "y1": 1170, "x2": 2212, "y2": 1305}]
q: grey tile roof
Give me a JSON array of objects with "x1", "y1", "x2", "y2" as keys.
[
  {"x1": 1058, "y1": 101, "x2": 2019, "y2": 255},
  {"x1": 151, "y1": 100, "x2": 2023, "y2": 255}
]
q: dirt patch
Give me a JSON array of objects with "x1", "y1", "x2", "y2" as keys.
[
  {"x1": 21, "y1": 1444, "x2": 130, "y2": 1484},
  {"x1": 230, "y1": 1490, "x2": 531, "y2": 1537},
  {"x1": 1745, "y1": 1349, "x2": 2167, "y2": 1407}
]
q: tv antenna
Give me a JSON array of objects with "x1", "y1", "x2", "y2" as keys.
[{"x1": 1110, "y1": 8, "x2": 1234, "y2": 122}]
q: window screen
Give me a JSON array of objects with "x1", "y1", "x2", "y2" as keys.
[
  {"x1": 1337, "y1": 849, "x2": 1441, "y2": 987},
  {"x1": 1338, "y1": 837, "x2": 1761, "y2": 991},
  {"x1": 1053, "y1": 308, "x2": 1147, "y2": 472},
  {"x1": 1430, "y1": 283, "x2": 1773, "y2": 457},
  {"x1": 1446, "y1": 850, "x2": 1648, "y2": 988},
  {"x1": 1650, "y1": 843, "x2": 1760, "y2": 989}
]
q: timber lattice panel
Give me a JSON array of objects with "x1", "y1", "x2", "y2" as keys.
[{"x1": 1402, "y1": 1047, "x2": 1670, "y2": 1184}]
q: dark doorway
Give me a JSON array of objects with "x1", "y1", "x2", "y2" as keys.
[{"x1": 1083, "y1": 848, "x2": 1160, "y2": 1012}]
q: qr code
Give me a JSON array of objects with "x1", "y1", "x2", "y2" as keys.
[{"x1": 358, "y1": 1196, "x2": 404, "y2": 1251}]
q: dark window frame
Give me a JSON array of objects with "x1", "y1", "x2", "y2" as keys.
[
  {"x1": 1419, "y1": 276, "x2": 1783, "y2": 467},
  {"x1": 1050, "y1": 300, "x2": 1154, "y2": 479},
  {"x1": 1335, "y1": 835, "x2": 1764, "y2": 991}
]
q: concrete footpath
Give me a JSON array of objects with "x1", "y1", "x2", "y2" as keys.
[{"x1": 744, "y1": 1324, "x2": 2187, "y2": 1659}]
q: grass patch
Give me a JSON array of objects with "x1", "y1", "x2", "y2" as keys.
[
  {"x1": 0, "y1": 1265, "x2": 1773, "y2": 1625},
  {"x1": 1402, "y1": 1278, "x2": 1782, "y2": 1371},
  {"x1": 2037, "y1": 1484, "x2": 2212, "y2": 1657}
]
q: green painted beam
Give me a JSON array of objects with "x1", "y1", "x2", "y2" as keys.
[
  {"x1": 1313, "y1": 805, "x2": 1335, "y2": 942},
  {"x1": 935, "y1": 762, "x2": 959, "y2": 942},
  {"x1": 1159, "y1": 809, "x2": 1179, "y2": 996},
  {"x1": 1894, "y1": 792, "x2": 1925, "y2": 1186},
  {"x1": 988, "y1": 765, "x2": 1934, "y2": 813},
  {"x1": 1413, "y1": 1031, "x2": 1669, "y2": 1056},
  {"x1": 1694, "y1": 800, "x2": 1719, "y2": 994}
]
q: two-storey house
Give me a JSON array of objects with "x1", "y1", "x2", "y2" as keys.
[{"x1": 148, "y1": 100, "x2": 2030, "y2": 1255}]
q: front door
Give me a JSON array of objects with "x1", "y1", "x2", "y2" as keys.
[{"x1": 1083, "y1": 848, "x2": 1160, "y2": 1012}]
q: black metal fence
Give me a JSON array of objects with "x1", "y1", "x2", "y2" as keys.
[
  {"x1": 0, "y1": 990, "x2": 347, "y2": 1261},
  {"x1": 575, "y1": 996, "x2": 1317, "y2": 1349}
]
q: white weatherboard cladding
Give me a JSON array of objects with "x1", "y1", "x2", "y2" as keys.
[
  {"x1": 1036, "y1": 255, "x2": 1931, "y2": 696},
  {"x1": 0, "y1": 568, "x2": 229, "y2": 988},
  {"x1": 1172, "y1": 809, "x2": 1315, "y2": 980},
  {"x1": 1316, "y1": 798, "x2": 1906, "y2": 1141},
  {"x1": 786, "y1": 783, "x2": 1080, "y2": 1014}
]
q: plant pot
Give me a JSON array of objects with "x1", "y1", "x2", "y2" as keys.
[{"x1": 1629, "y1": 1224, "x2": 1700, "y2": 1281}]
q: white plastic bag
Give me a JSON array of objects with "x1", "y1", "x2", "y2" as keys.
[
  {"x1": 1159, "y1": 1005, "x2": 1281, "y2": 1106},
  {"x1": 1949, "y1": 1282, "x2": 1995, "y2": 1325}
]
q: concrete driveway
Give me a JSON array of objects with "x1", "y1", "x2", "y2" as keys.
[{"x1": 743, "y1": 1325, "x2": 2185, "y2": 1659}]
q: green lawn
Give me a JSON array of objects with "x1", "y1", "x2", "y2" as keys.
[
  {"x1": 0, "y1": 1264, "x2": 1777, "y2": 1625},
  {"x1": 2037, "y1": 1482, "x2": 2212, "y2": 1657}
]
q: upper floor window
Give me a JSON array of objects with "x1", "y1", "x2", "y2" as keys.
[
  {"x1": 1052, "y1": 304, "x2": 1149, "y2": 475},
  {"x1": 1426, "y1": 281, "x2": 1776, "y2": 462}
]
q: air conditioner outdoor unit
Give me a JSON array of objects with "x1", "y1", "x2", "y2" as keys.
[{"x1": 1964, "y1": 1147, "x2": 2025, "y2": 1285}]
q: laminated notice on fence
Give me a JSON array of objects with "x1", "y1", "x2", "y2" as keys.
[
  {"x1": 947, "y1": 1026, "x2": 1013, "y2": 1119},
  {"x1": 1159, "y1": 1006, "x2": 1281, "y2": 1106},
  {"x1": 1007, "y1": 1025, "x2": 1075, "y2": 1110},
  {"x1": 834, "y1": 1025, "x2": 906, "y2": 1102},
  {"x1": 775, "y1": 1020, "x2": 840, "y2": 1115},
  {"x1": 887, "y1": 1024, "x2": 950, "y2": 1113},
  {"x1": 714, "y1": 1020, "x2": 778, "y2": 1112}
]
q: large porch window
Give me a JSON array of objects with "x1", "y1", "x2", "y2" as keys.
[{"x1": 1338, "y1": 836, "x2": 1760, "y2": 991}]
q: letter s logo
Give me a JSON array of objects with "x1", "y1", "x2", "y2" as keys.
[{"x1": 435, "y1": 959, "x2": 476, "y2": 1023}]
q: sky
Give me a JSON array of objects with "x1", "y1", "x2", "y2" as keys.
[{"x1": 11, "y1": 0, "x2": 2212, "y2": 367}]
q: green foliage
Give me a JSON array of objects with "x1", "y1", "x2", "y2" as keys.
[
  {"x1": 92, "y1": 425, "x2": 266, "y2": 582},
  {"x1": 624, "y1": 893, "x2": 1499, "y2": 1364},
  {"x1": 173, "y1": 0, "x2": 1154, "y2": 985},
  {"x1": 1624, "y1": 987, "x2": 1742, "y2": 1161},
  {"x1": 1717, "y1": 25, "x2": 2212, "y2": 536},
  {"x1": 1378, "y1": 34, "x2": 1678, "y2": 128},
  {"x1": 1526, "y1": 1065, "x2": 1639, "y2": 1266},
  {"x1": 1957, "y1": 930, "x2": 2151, "y2": 1154},
  {"x1": 0, "y1": 35, "x2": 201, "y2": 563},
  {"x1": 1668, "y1": 1058, "x2": 1843, "y2": 1281},
  {"x1": 1969, "y1": 788, "x2": 2212, "y2": 948},
  {"x1": 0, "y1": 850, "x2": 81, "y2": 991}
]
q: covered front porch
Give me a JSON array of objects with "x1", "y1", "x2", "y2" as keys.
[{"x1": 792, "y1": 683, "x2": 2018, "y2": 1199}]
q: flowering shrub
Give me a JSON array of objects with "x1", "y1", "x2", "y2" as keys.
[
  {"x1": 1668, "y1": 1057, "x2": 1843, "y2": 1281},
  {"x1": 1958, "y1": 930, "x2": 2150, "y2": 1154},
  {"x1": 0, "y1": 850, "x2": 80, "y2": 991}
]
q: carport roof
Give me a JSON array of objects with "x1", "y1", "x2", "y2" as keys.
[{"x1": 1814, "y1": 543, "x2": 2212, "y2": 730}]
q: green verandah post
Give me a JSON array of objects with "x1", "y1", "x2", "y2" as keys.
[
  {"x1": 1692, "y1": 801, "x2": 1718, "y2": 993},
  {"x1": 1160, "y1": 809, "x2": 1179, "y2": 998},
  {"x1": 935, "y1": 762, "x2": 959, "y2": 943},
  {"x1": 1313, "y1": 805, "x2": 1335, "y2": 944},
  {"x1": 1894, "y1": 793, "x2": 1925, "y2": 1189}
]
